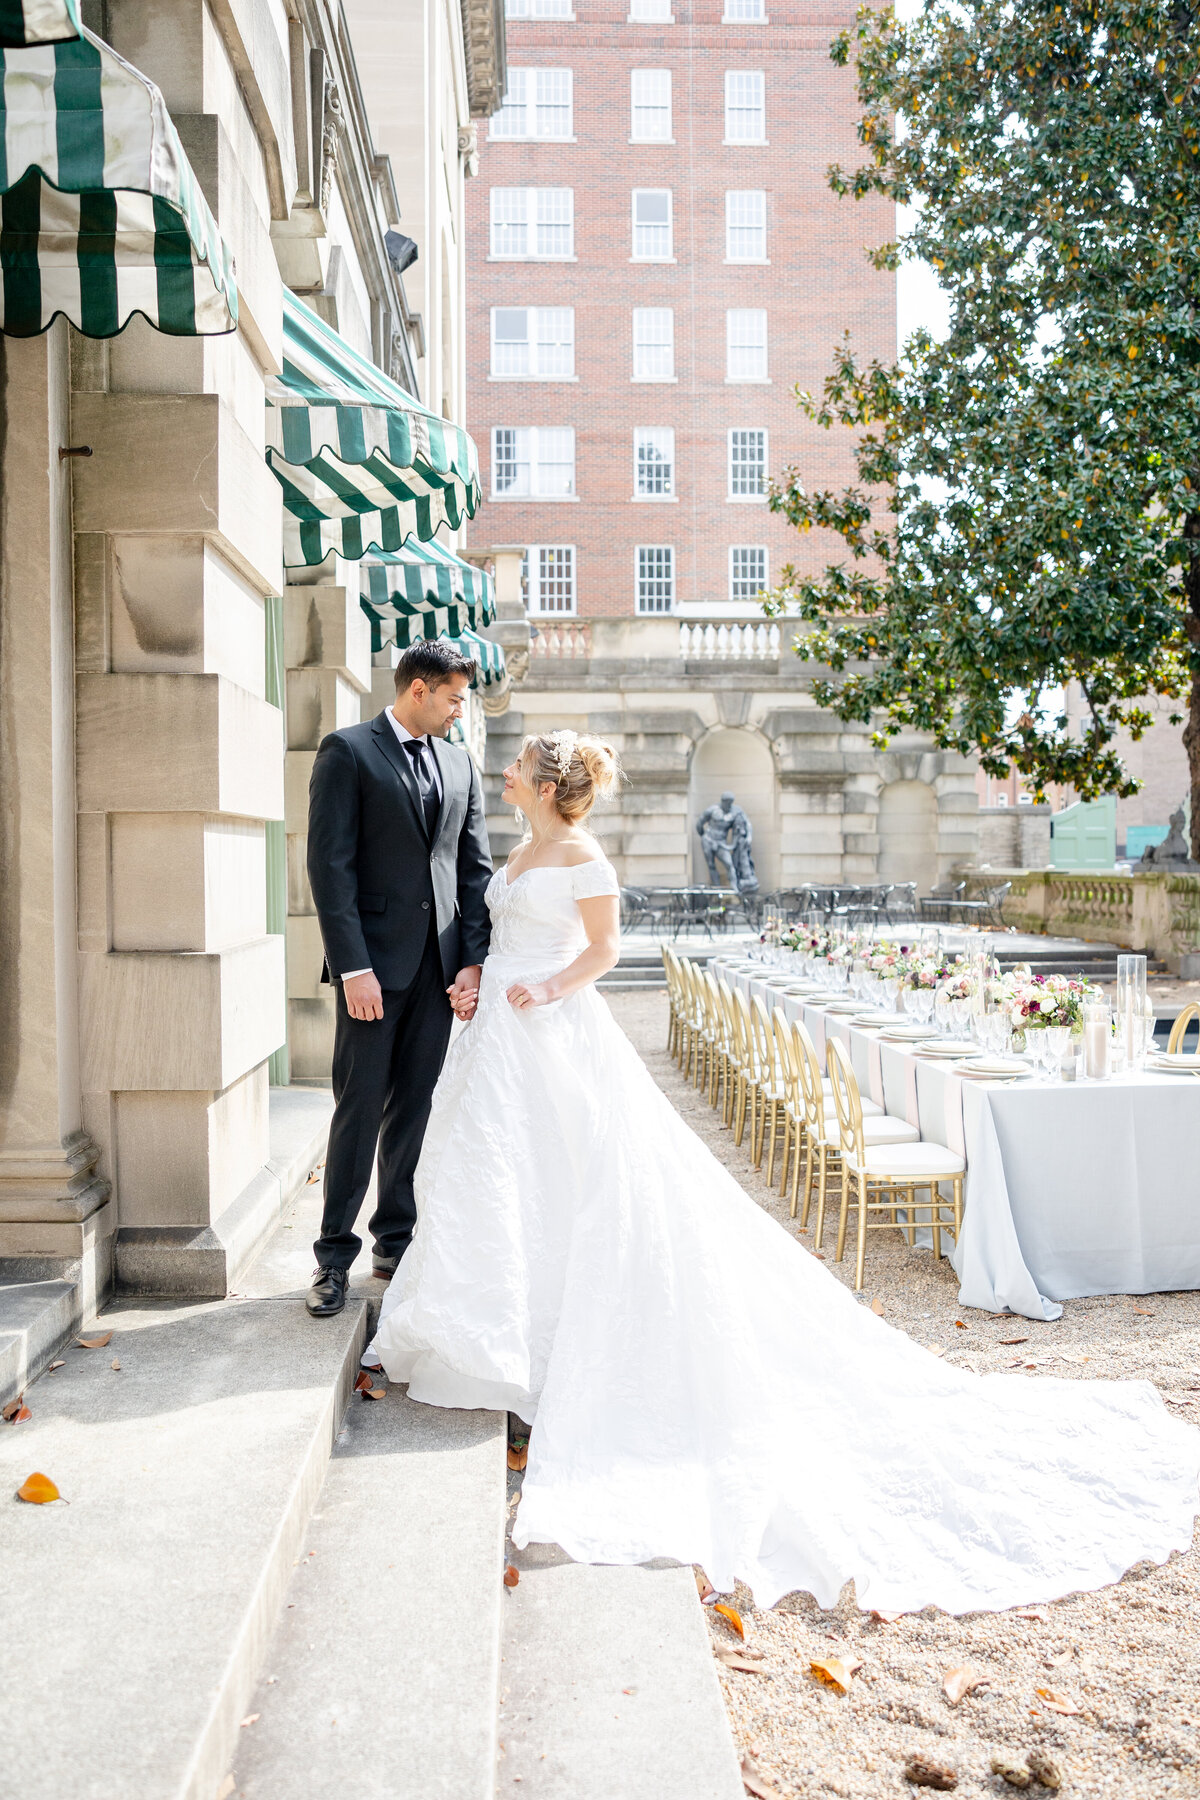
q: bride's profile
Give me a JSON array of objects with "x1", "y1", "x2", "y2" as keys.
[{"x1": 367, "y1": 729, "x2": 1200, "y2": 1616}]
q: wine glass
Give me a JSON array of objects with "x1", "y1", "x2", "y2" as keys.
[{"x1": 1043, "y1": 1025, "x2": 1071, "y2": 1078}]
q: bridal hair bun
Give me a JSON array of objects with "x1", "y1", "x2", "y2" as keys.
[{"x1": 521, "y1": 731, "x2": 622, "y2": 823}]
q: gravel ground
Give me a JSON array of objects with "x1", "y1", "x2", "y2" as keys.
[{"x1": 604, "y1": 987, "x2": 1200, "y2": 1800}]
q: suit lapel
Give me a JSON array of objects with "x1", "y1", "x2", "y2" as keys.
[
  {"x1": 429, "y1": 737, "x2": 458, "y2": 853},
  {"x1": 371, "y1": 711, "x2": 429, "y2": 841}
]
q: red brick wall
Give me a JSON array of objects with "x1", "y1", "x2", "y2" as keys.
[{"x1": 464, "y1": 0, "x2": 895, "y2": 617}]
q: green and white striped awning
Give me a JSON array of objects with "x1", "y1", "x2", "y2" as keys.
[
  {"x1": 453, "y1": 627, "x2": 506, "y2": 689},
  {"x1": 267, "y1": 288, "x2": 482, "y2": 567},
  {"x1": 359, "y1": 539, "x2": 495, "y2": 652},
  {"x1": 0, "y1": 31, "x2": 237, "y2": 337},
  {"x1": 0, "y1": 0, "x2": 79, "y2": 46}
]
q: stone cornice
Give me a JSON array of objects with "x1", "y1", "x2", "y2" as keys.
[{"x1": 459, "y1": 0, "x2": 507, "y2": 118}]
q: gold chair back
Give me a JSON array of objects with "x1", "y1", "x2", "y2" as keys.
[
  {"x1": 826, "y1": 1037, "x2": 867, "y2": 1167},
  {"x1": 790, "y1": 1019, "x2": 827, "y2": 1134},
  {"x1": 1168, "y1": 1002, "x2": 1200, "y2": 1055}
]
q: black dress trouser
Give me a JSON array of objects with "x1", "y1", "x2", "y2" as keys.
[{"x1": 315, "y1": 924, "x2": 454, "y2": 1271}]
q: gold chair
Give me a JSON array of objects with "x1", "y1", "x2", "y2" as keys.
[
  {"x1": 1168, "y1": 1002, "x2": 1200, "y2": 1054},
  {"x1": 729, "y1": 988, "x2": 756, "y2": 1148},
  {"x1": 661, "y1": 946, "x2": 683, "y2": 1060},
  {"x1": 747, "y1": 996, "x2": 788, "y2": 1171},
  {"x1": 713, "y1": 978, "x2": 737, "y2": 1120},
  {"x1": 826, "y1": 1038, "x2": 965, "y2": 1292}
]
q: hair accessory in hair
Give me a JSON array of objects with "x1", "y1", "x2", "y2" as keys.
[{"x1": 546, "y1": 729, "x2": 578, "y2": 784}]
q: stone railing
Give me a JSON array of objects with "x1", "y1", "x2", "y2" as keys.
[
  {"x1": 679, "y1": 620, "x2": 781, "y2": 659},
  {"x1": 964, "y1": 868, "x2": 1200, "y2": 976},
  {"x1": 530, "y1": 620, "x2": 592, "y2": 659}
]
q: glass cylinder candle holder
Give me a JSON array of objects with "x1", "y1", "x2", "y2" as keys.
[
  {"x1": 1083, "y1": 1000, "x2": 1111, "y2": 1080},
  {"x1": 1116, "y1": 953, "x2": 1150, "y2": 1069}
]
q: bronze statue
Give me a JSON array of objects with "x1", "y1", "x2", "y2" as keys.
[{"x1": 696, "y1": 792, "x2": 759, "y2": 894}]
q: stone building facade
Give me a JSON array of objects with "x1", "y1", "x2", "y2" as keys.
[{"x1": 466, "y1": 0, "x2": 978, "y2": 886}]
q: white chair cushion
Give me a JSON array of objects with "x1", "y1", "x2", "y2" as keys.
[
  {"x1": 821, "y1": 1079, "x2": 882, "y2": 1117},
  {"x1": 822, "y1": 1103, "x2": 902, "y2": 1136},
  {"x1": 855, "y1": 1140, "x2": 967, "y2": 1179}
]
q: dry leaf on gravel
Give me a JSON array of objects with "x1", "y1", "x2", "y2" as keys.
[
  {"x1": 955, "y1": 1319, "x2": 968, "y2": 1329},
  {"x1": 48, "y1": 1360, "x2": 64, "y2": 1371},
  {"x1": 1026, "y1": 1748, "x2": 1064, "y2": 1790},
  {"x1": 741, "y1": 1752, "x2": 784, "y2": 1799},
  {"x1": 991, "y1": 1759, "x2": 1032, "y2": 1789},
  {"x1": 904, "y1": 1752, "x2": 958, "y2": 1789},
  {"x1": 16, "y1": 1472, "x2": 61, "y2": 1504},
  {"x1": 810, "y1": 1656, "x2": 863, "y2": 1693},
  {"x1": 942, "y1": 1665, "x2": 989, "y2": 1704},
  {"x1": 353, "y1": 1371, "x2": 373, "y2": 1394},
  {"x1": 1132, "y1": 1307, "x2": 1155, "y2": 1316},
  {"x1": 1035, "y1": 1687, "x2": 1081, "y2": 1715},
  {"x1": 869, "y1": 1609, "x2": 902, "y2": 1624},
  {"x1": 2, "y1": 1397, "x2": 30, "y2": 1423},
  {"x1": 716, "y1": 1649, "x2": 771, "y2": 1674},
  {"x1": 999, "y1": 1337, "x2": 1029, "y2": 1346},
  {"x1": 1044, "y1": 1648, "x2": 1075, "y2": 1667},
  {"x1": 694, "y1": 1568, "x2": 715, "y2": 1603},
  {"x1": 925, "y1": 1345, "x2": 946, "y2": 1357},
  {"x1": 503, "y1": 1564, "x2": 520, "y2": 1588},
  {"x1": 76, "y1": 1331, "x2": 112, "y2": 1349},
  {"x1": 713, "y1": 1602, "x2": 745, "y2": 1638},
  {"x1": 1014, "y1": 1608, "x2": 1048, "y2": 1623},
  {"x1": 360, "y1": 1385, "x2": 385, "y2": 1401},
  {"x1": 870, "y1": 1298, "x2": 885, "y2": 1316}
]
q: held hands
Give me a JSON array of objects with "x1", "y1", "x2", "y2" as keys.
[
  {"x1": 447, "y1": 965, "x2": 483, "y2": 1023},
  {"x1": 344, "y1": 971, "x2": 384, "y2": 1021},
  {"x1": 507, "y1": 980, "x2": 555, "y2": 1013}
]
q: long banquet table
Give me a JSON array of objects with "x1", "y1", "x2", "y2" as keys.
[{"x1": 711, "y1": 955, "x2": 1200, "y2": 1321}]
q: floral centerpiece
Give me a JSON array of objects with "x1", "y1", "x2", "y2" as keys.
[{"x1": 999, "y1": 967, "x2": 1093, "y2": 1034}]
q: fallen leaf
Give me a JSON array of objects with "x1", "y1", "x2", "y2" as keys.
[
  {"x1": 1044, "y1": 1648, "x2": 1075, "y2": 1667},
  {"x1": 76, "y1": 1331, "x2": 112, "y2": 1349},
  {"x1": 694, "y1": 1567, "x2": 715, "y2": 1603},
  {"x1": 904, "y1": 1752, "x2": 958, "y2": 1789},
  {"x1": 991, "y1": 1759, "x2": 1032, "y2": 1789},
  {"x1": 870, "y1": 1297, "x2": 885, "y2": 1316},
  {"x1": 16, "y1": 1471, "x2": 60, "y2": 1504},
  {"x1": 48, "y1": 1360, "x2": 64, "y2": 1371},
  {"x1": 955, "y1": 1319, "x2": 968, "y2": 1330},
  {"x1": 110, "y1": 1358, "x2": 121, "y2": 1372},
  {"x1": 1014, "y1": 1608, "x2": 1048, "y2": 1623},
  {"x1": 216, "y1": 1777, "x2": 236, "y2": 1800},
  {"x1": 712, "y1": 1601, "x2": 745, "y2": 1638},
  {"x1": 925, "y1": 1345, "x2": 946, "y2": 1357},
  {"x1": 740, "y1": 1752, "x2": 784, "y2": 1799},
  {"x1": 1132, "y1": 1308, "x2": 1154, "y2": 1317},
  {"x1": 869, "y1": 1609, "x2": 902, "y2": 1624},
  {"x1": 716, "y1": 1649, "x2": 771, "y2": 1674},
  {"x1": 503, "y1": 1564, "x2": 519, "y2": 1588},
  {"x1": 361, "y1": 1386, "x2": 385, "y2": 1401},
  {"x1": 1035, "y1": 1687, "x2": 1080, "y2": 1715},
  {"x1": 353, "y1": 1370, "x2": 373, "y2": 1394},
  {"x1": 1026, "y1": 1748, "x2": 1064, "y2": 1790},
  {"x1": 2, "y1": 1397, "x2": 26, "y2": 1422},
  {"x1": 240, "y1": 1714, "x2": 260, "y2": 1728},
  {"x1": 809, "y1": 1655, "x2": 863, "y2": 1693},
  {"x1": 999, "y1": 1337, "x2": 1029, "y2": 1346},
  {"x1": 942, "y1": 1666, "x2": 989, "y2": 1704}
]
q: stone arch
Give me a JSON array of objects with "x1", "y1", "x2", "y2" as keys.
[
  {"x1": 877, "y1": 778, "x2": 938, "y2": 892},
  {"x1": 688, "y1": 727, "x2": 780, "y2": 890}
]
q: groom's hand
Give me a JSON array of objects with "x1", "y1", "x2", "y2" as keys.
[
  {"x1": 447, "y1": 964, "x2": 483, "y2": 1022},
  {"x1": 344, "y1": 971, "x2": 384, "y2": 1021}
]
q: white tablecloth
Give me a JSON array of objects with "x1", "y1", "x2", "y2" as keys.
[{"x1": 708, "y1": 956, "x2": 1200, "y2": 1320}]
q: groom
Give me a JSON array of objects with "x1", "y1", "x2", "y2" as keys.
[{"x1": 304, "y1": 639, "x2": 493, "y2": 1317}]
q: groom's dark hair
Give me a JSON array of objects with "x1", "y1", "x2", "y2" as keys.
[{"x1": 394, "y1": 640, "x2": 477, "y2": 692}]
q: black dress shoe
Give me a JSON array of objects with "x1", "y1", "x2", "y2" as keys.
[{"x1": 306, "y1": 1266, "x2": 349, "y2": 1317}]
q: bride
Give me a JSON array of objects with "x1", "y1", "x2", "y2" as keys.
[{"x1": 367, "y1": 730, "x2": 1200, "y2": 1615}]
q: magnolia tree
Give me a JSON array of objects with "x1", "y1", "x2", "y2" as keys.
[{"x1": 767, "y1": 0, "x2": 1200, "y2": 856}]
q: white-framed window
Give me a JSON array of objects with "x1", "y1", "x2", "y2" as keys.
[
  {"x1": 491, "y1": 308, "x2": 575, "y2": 379},
  {"x1": 730, "y1": 545, "x2": 768, "y2": 601},
  {"x1": 728, "y1": 428, "x2": 767, "y2": 498},
  {"x1": 724, "y1": 70, "x2": 765, "y2": 142},
  {"x1": 636, "y1": 545, "x2": 675, "y2": 613},
  {"x1": 723, "y1": 0, "x2": 765, "y2": 18},
  {"x1": 489, "y1": 188, "x2": 574, "y2": 259},
  {"x1": 725, "y1": 190, "x2": 766, "y2": 261},
  {"x1": 726, "y1": 308, "x2": 767, "y2": 380},
  {"x1": 631, "y1": 69, "x2": 672, "y2": 140},
  {"x1": 632, "y1": 308, "x2": 674, "y2": 380},
  {"x1": 506, "y1": 0, "x2": 573, "y2": 16},
  {"x1": 523, "y1": 545, "x2": 576, "y2": 614},
  {"x1": 492, "y1": 427, "x2": 576, "y2": 498},
  {"x1": 629, "y1": 0, "x2": 672, "y2": 19},
  {"x1": 490, "y1": 68, "x2": 574, "y2": 140},
  {"x1": 634, "y1": 427, "x2": 674, "y2": 497},
  {"x1": 632, "y1": 189, "x2": 672, "y2": 260}
]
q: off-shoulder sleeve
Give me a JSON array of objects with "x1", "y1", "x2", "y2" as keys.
[{"x1": 572, "y1": 858, "x2": 620, "y2": 901}]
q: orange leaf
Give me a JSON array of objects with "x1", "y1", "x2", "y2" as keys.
[
  {"x1": 76, "y1": 1331, "x2": 112, "y2": 1349},
  {"x1": 713, "y1": 1602, "x2": 745, "y2": 1639},
  {"x1": 503, "y1": 1563, "x2": 520, "y2": 1588},
  {"x1": 2, "y1": 1397, "x2": 25, "y2": 1422},
  {"x1": 810, "y1": 1656, "x2": 863, "y2": 1693},
  {"x1": 999, "y1": 1337, "x2": 1028, "y2": 1346},
  {"x1": 955, "y1": 1320, "x2": 968, "y2": 1330},
  {"x1": 353, "y1": 1370, "x2": 373, "y2": 1394},
  {"x1": 16, "y1": 1471, "x2": 60, "y2": 1504},
  {"x1": 870, "y1": 1297, "x2": 885, "y2": 1316},
  {"x1": 942, "y1": 1665, "x2": 989, "y2": 1704},
  {"x1": 1035, "y1": 1687, "x2": 1080, "y2": 1715},
  {"x1": 694, "y1": 1568, "x2": 715, "y2": 1603},
  {"x1": 1132, "y1": 1307, "x2": 1154, "y2": 1316},
  {"x1": 361, "y1": 1386, "x2": 385, "y2": 1401}
]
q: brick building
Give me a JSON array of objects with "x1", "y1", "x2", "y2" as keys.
[{"x1": 466, "y1": 0, "x2": 979, "y2": 890}]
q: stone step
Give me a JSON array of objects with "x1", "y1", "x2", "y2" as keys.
[
  {"x1": 0, "y1": 1277, "x2": 79, "y2": 1408},
  {"x1": 499, "y1": 1557, "x2": 744, "y2": 1800},
  {"x1": 231, "y1": 1386, "x2": 507, "y2": 1800},
  {"x1": 0, "y1": 1286, "x2": 367, "y2": 1800}
]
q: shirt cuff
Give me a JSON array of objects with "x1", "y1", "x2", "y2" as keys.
[{"x1": 340, "y1": 967, "x2": 373, "y2": 980}]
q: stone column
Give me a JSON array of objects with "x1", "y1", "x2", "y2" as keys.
[{"x1": 0, "y1": 329, "x2": 110, "y2": 1310}]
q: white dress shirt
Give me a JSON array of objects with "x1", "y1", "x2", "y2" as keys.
[{"x1": 341, "y1": 711, "x2": 444, "y2": 980}]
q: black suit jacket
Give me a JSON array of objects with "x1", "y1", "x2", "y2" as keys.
[{"x1": 307, "y1": 710, "x2": 493, "y2": 991}]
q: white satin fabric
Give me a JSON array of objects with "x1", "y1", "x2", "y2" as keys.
[{"x1": 368, "y1": 861, "x2": 1200, "y2": 1614}]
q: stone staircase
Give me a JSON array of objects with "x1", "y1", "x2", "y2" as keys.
[{"x1": 1, "y1": 1180, "x2": 743, "y2": 1800}]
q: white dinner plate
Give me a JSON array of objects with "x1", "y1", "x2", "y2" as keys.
[
  {"x1": 878, "y1": 1025, "x2": 930, "y2": 1040},
  {"x1": 954, "y1": 1059, "x2": 1033, "y2": 1081},
  {"x1": 854, "y1": 1014, "x2": 902, "y2": 1028},
  {"x1": 914, "y1": 1040, "x2": 980, "y2": 1058},
  {"x1": 1146, "y1": 1054, "x2": 1200, "y2": 1076}
]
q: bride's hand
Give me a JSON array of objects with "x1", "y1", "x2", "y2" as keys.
[{"x1": 507, "y1": 980, "x2": 554, "y2": 1012}]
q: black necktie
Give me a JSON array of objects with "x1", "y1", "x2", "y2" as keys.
[{"x1": 403, "y1": 737, "x2": 440, "y2": 836}]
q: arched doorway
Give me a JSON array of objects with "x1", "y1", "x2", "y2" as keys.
[
  {"x1": 877, "y1": 779, "x2": 938, "y2": 893},
  {"x1": 688, "y1": 729, "x2": 780, "y2": 890}
]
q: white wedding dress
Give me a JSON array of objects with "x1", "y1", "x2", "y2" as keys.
[{"x1": 368, "y1": 858, "x2": 1200, "y2": 1614}]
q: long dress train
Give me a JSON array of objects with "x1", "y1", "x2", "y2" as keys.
[{"x1": 368, "y1": 859, "x2": 1200, "y2": 1615}]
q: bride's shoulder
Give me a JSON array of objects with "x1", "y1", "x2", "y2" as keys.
[{"x1": 567, "y1": 849, "x2": 620, "y2": 899}]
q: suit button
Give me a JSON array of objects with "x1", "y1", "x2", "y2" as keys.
[{"x1": 421, "y1": 900, "x2": 430, "y2": 910}]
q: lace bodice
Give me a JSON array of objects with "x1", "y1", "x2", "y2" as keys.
[{"x1": 486, "y1": 858, "x2": 620, "y2": 960}]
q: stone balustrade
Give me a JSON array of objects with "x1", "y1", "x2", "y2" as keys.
[
  {"x1": 965, "y1": 867, "x2": 1200, "y2": 976},
  {"x1": 679, "y1": 620, "x2": 781, "y2": 660},
  {"x1": 530, "y1": 620, "x2": 592, "y2": 659}
]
